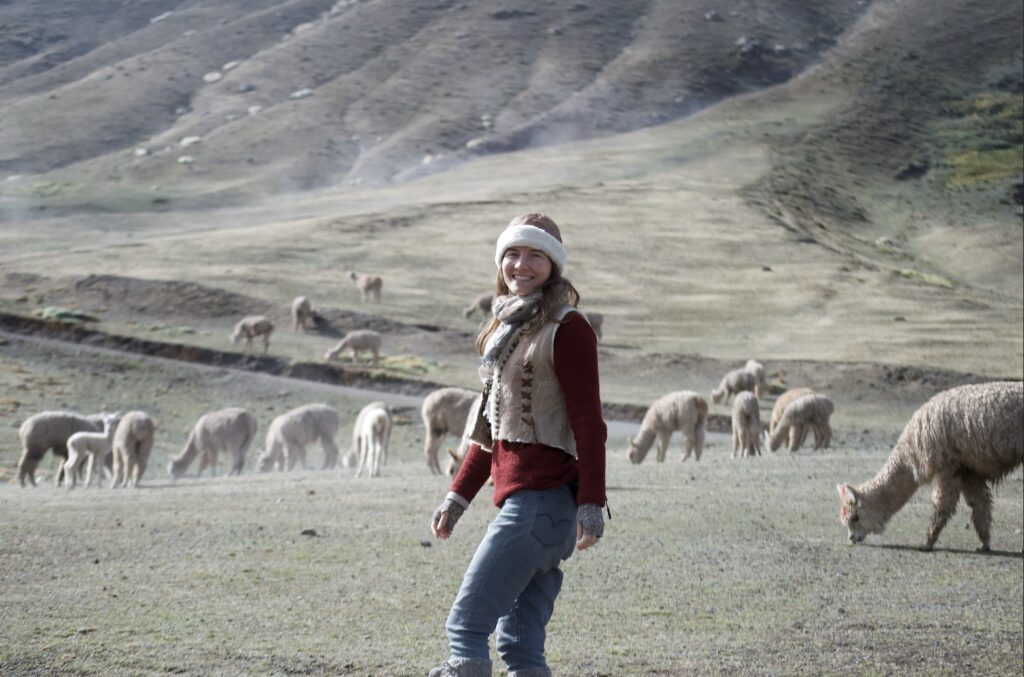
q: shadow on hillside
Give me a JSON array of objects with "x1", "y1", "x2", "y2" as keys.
[{"x1": 868, "y1": 543, "x2": 1023, "y2": 559}]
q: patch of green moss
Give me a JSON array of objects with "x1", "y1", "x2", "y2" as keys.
[
  {"x1": 927, "y1": 92, "x2": 1024, "y2": 189},
  {"x1": 898, "y1": 268, "x2": 954, "y2": 288}
]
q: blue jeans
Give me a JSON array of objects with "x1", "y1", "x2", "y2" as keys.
[{"x1": 445, "y1": 485, "x2": 578, "y2": 672}]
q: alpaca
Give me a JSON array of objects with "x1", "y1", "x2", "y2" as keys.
[
  {"x1": 444, "y1": 391, "x2": 487, "y2": 477},
  {"x1": 348, "y1": 271, "x2": 382, "y2": 303},
  {"x1": 420, "y1": 386, "x2": 479, "y2": 474},
  {"x1": 711, "y1": 367, "x2": 758, "y2": 404},
  {"x1": 64, "y1": 412, "x2": 122, "y2": 489},
  {"x1": 17, "y1": 411, "x2": 107, "y2": 487},
  {"x1": 231, "y1": 315, "x2": 274, "y2": 353},
  {"x1": 838, "y1": 381, "x2": 1022, "y2": 552},
  {"x1": 627, "y1": 391, "x2": 708, "y2": 463},
  {"x1": 766, "y1": 393, "x2": 833, "y2": 452},
  {"x1": 111, "y1": 411, "x2": 157, "y2": 488},
  {"x1": 352, "y1": 402, "x2": 392, "y2": 478},
  {"x1": 769, "y1": 387, "x2": 815, "y2": 435},
  {"x1": 463, "y1": 292, "x2": 493, "y2": 319},
  {"x1": 744, "y1": 359, "x2": 766, "y2": 398},
  {"x1": 324, "y1": 330, "x2": 382, "y2": 366},
  {"x1": 257, "y1": 403, "x2": 340, "y2": 472},
  {"x1": 583, "y1": 311, "x2": 604, "y2": 341},
  {"x1": 731, "y1": 391, "x2": 762, "y2": 458},
  {"x1": 168, "y1": 407, "x2": 258, "y2": 478},
  {"x1": 291, "y1": 296, "x2": 313, "y2": 332}
]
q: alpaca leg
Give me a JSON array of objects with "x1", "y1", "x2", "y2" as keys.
[
  {"x1": 84, "y1": 453, "x2": 95, "y2": 488},
  {"x1": 63, "y1": 450, "x2": 80, "y2": 489},
  {"x1": 262, "y1": 333, "x2": 270, "y2": 354},
  {"x1": 731, "y1": 428, "x2": 740, "y2": 458},
  {"x1": 961, "y1": 474, "x2": 994, "y2": 552},
  {"x1": 321, "y1": 437, "x2": 339, "y2": 470},
  {"x1": 820, "y1": 424, "x2": 832, "y2": 449},
  {"x1": 924, "y1": 473, "x2": 962, "y2": 551},
  {"x1": 655, "y1": 429, "x2": 671, "y2": 462},
  {"x1": 425, "y1": 429, "x2": 445, "y2": 475},
  {"x1": 111, "y1": 449, "x2": 124, "y2": 488}
]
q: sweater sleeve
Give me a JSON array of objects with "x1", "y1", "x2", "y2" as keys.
[
  {"x1": 554, "y1": 311, "x2": 607, "y2": 506},
  {"x1": 449, "y1": 442, "x2": 492, "y2": 505}
]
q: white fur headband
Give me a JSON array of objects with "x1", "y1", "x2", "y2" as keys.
[{"x1": 494, "y1": 224, "x2": 568, "y2": 273}]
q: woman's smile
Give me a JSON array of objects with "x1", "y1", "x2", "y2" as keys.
[{"x1": 502, "y1": 246, "x2": 552, "y2": 296}]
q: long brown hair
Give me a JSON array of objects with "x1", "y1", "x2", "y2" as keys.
[{"x1": 474, "y1": 265, "x2": 581, "y2": 355}]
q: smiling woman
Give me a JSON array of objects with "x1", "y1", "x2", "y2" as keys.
[{"x1": 428, "y1": 212, "x2": 608, "y2": 677}]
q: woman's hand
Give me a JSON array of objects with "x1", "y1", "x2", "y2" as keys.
[
  {"x1": 431, "y1": 494, "x2": 467, "y2": 539},
  {"x1": 576, "y1": 503, "x2": 604, "y2": 550}
]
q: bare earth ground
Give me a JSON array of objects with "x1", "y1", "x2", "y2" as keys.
[{"x1": 0, "y1": 332, "x2": 1021, "y2": 676}]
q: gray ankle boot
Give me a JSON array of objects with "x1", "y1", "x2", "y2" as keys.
[{"x1": 427, "y1": 656, "x2": 492, "y2": 677}]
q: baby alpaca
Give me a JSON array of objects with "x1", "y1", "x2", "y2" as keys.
[
  {"x1": 769, "y1": 387, "x2": 814, "y2": 435},
  {"x1": 231, "y1": 315, "x2": 274, "y2": 353},
  {"x1": 111, "y1": 411, "x2": 157, "y2": 488},
  {"x1": 421, "y1": 386, "x2": 479, "y2": 474},
  {"x1": 257, "y1": 403, "x2": 340, "y2": 471},
  {"x1": 838, "y1": 381, "x2": 1022, "y2": 552},
  {"x1": 64, "y1": 412, "x2": 121, "y2": 489},
  {"x1": 168, "y1": 407, "x2": 258, "y2": 478},
  {"x1": 324, "y1": 330, "x2": 382, "y2": 365},
  {"x1": 766, "y1": 393, "x2": 834, "y2": 452},
  {"x1": 350, "y1": 402, "x2": 392, "y2": 478},
  {"x1": 348, "y1": 271, "x2": 382, "y2": 303},
  {"x1": 627, "y1": 391, "x2": 708, "y2": 463},
  {"x1": 711, "y1": 367, "x2": 758, "y2": 404},
  {"x1": 731, "y1": 391, "x2": 762, "y2": 458},
  {"x1": 291, "y1": 296, "x2": 313, "y2": 332}
]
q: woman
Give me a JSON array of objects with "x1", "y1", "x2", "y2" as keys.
[{"x1": 429, "y1": 213, "x2": 607, "y2": 677}]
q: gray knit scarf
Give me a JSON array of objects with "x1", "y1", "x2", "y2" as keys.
[{"x1": 478, "y1": 292, "x2": 542, "y2": 385}]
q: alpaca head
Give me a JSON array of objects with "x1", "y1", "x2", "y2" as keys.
[
  {"x1": 102, "y1": 412, "x2": 122, "y2": 433},
  {"x1": 626, "y1": 437, "x2": 646, "y2": 464},
  {"x1": 446, "y1": 447, "x2": 464, "y2": 477},
  {"x1": 168, "y1": 456, "x2": 187, "y2": 479},
  {"x1": 837, "y1": 483, "x2": 887, "y2": 543},
  {"x1": 710, "y1": 388, "x2": 725, "y2": 404}
]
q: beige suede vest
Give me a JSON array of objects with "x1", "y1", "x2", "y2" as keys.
[{"x1": 469, "y1": 305, "x2": 579, "y2": 458}]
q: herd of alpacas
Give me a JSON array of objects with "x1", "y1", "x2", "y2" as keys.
[{"x1": 12, "y1": 287, "x2": 1024, "y2": 553}]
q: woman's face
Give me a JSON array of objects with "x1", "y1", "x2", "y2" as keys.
[{"x1": 501, "y1": 246, "x2": 553, "y2": 297}]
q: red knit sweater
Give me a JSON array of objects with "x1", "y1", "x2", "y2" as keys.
[{"x1": 450, "y1": 311, "x2": 607, "y2": 507}]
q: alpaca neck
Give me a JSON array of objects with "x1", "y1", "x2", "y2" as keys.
[
  {"x1": 859, "y1": 455, "x2": 920, "y2": 523},
  {"x1": 633, "y1": 425, "x2": 658, "y2": 457}
]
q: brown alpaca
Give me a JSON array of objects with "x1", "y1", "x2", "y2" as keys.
[
  {"x1": 769, "y1": 387, "x2": 814, "y2": 435},
  {"x1": 838, "y1": 381, "x2": 1023, "y2": 552},
  {"x1": 627, "y1": 391, "x2": 708, "y2": 463}
]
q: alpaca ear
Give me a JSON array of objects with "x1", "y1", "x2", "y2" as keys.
[{"x1": 837, "y1": 483, "x2": 859, "y2": 506}]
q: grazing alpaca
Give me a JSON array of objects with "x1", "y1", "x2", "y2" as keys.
[
  {"x1": 231, "y1": 315, "x2": 274, "y2": 353},
  {"x1": 766, "y1": 394, "x2": 833, "y2": 452},
  {"x1": 350, "y1": 402, "x2": 392, "y2": 478},
  {"x1": 257, "y1": 403, "x2": 341, "y2": 471},
  {"x1": 324, "y1": 329, "x2": 382, "y2": 366},
  {"x1": 731, "y1": 391, "x2": 762, "y2": 458},
  {"x1": 17, "y1": 411, "x2": 106, "y2": 487},
  {"x1": 348, "y1": 271, "x2": 382, "y2": 303},
  {"x1": 711, "y1": 366, "x2": 759, "y2": 404},
  {"x1": 111, "y1": 411, "x2": 157, "y2": 488},
  {"x1": 838, "y1": 381, "x2": 1022, "y2": 552},
  {"x1": 64, "y1": 412, "x2": 121, "y2": 489},
  {"x1": 627, "y1": 391, "x2": 708, "y2": 463},
  {"x1": 769, "y1": 387, "x2": 814, "y2": 435},
  {"x1": 420, "y1": 386, "x2": 479, "y2": 475},
  {"x1": 463, "y1": 292, "x2": 493, "y2": 319},
  {"x1": 291, "y1": 296, "x2": 313, "y2": 332},
  {"x1": 168, "y1": 407, "x2": 258, "y2": 478}
]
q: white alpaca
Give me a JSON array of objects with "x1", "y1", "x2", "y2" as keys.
[
  {"x1": 583, "y1": 311, "x2": 604, "y2": 341},
  {"x1": 627, "y1": 391, "x2": 708, "y2": 463},
  {"x1": 766, "y1": 393, "x2": 834, "y2": 452},
  {"x1": 324, "y1": 330, "x2": 382, "y2": 365},
  {"x1": 111, "y1": 411, "x2": 157, "y2": 488},
  {"x1": 463, "y1": 292, "x2": 493, "y2": 319},
  {"x1": 420, "y1": 386, "x2": 479, "y2": 474},
  {"x1": 350, "y1": 402, "x2": 392, "y2": 478},
  {"x1": 168, "y1": 407, "x2": 259, "y2": 478},
  {"x1": 291, "y1": 296, "x2": 313, "y2": 332},
  {"x1": 17, "y1": 411, "x2": 106, "y2": 487},
  {"x1": 769, "y1": 387, "x2": 814, "y2": 435},
  {"x1": 257, "y1": 403, "x2": 341, "y2": 472},
  {"x1": 348, "y1": 271, "x2": 382, "y2": 302},
  {"x1": 64, "y1": 412, "x2": 121, "y2": 489},
  {"x1": 838, "y1": 381, "x2": 1022, "y2": 552},
  {"x1": 731, "y1": 391, "x2": 762, "y2": 458},
  {"x1": 231, "y1": 315, "x2": 274, "y2": 353},
  {"x1": 711, "y1": 361, "x2": 763, "y2": 404}
]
